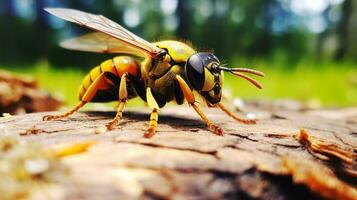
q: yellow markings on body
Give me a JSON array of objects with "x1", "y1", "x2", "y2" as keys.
[
  {"x1": 113, "y1": 56, "x2": 139, "y2": 77},
  {"x1": 219, "y1": 70, "x2": 224, "y2": 86},
  {"x1": 163, "y1": 54, "x2": 171, "y2": 63},
  {"x1": 202, "y1": 68, "x2": 215, "y2": 91},
  {"x1": 82, "y1": 74, "x2": 92, "y2": 90},
  {"x1": 80, "y1": 65, "x2": 104, "y2": 99},
  {"x1": 79, "y1": 56, "x2": 140, "y2": 101},
  {"x1": 82, "y1": 73, "x2": 108, "y2": 101},
  {"x1": 154, "y1": 40, "x2": 196, "y2": 63},
  {"x1": 54, "y1": 141, "x2": 97, "y2": 158},
  {"x1": 89, "y1": 66, "x2": 102, "y2": 80},
  {"x1": 100, "y1": 59, "x2": 117, "y2": 74}
]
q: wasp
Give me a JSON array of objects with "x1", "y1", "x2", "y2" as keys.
[{"x1": 43, "y1": 8, "x2": 265, "y2": 138}]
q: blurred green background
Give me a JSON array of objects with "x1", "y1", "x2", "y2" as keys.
[{"x1": 0, "y1": 0, "x2": 356, "y2": 107}]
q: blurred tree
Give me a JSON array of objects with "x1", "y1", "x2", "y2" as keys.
[
  {"x1": 4, "y1": 0, "x2": 14, "y2": 15},
  {"x1": 35, "y1": 0, "x2": 49, "y2": 58},
  {"x1": 0, "y1": 0, "x2": 355, "y2": 68},
  {"x1": 177, "y1": 0, "x2": 190, "y2": 40},
  {"x1": 335, "y1": 0, "x2": 352, "y2": 61},
  {"x1": 316, "y1": 5, "x2": 331, "y2": 61},
  {"x1": 347, "y1": 0, "x2": 357, "y2": 62},
  {"x1": 0, "y1": 0, "x2": 37, "y2": 65}
]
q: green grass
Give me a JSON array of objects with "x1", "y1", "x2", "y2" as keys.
[
  {"x1": 225, "y1": 60, "x2": 357, "y2": 107},
  {"x1": 3, "y1": 60, "x2": 357, "y2": 108}
]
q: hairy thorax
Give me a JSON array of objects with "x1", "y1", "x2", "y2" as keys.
[{"x1": 141, "y1": 40, "x2": 196, "y2": 107}]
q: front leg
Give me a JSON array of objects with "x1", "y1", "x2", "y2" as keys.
[
  {"x1": 175, "y1": 75, "x2": 223, "y2": 136},
  {"x1": 217, "y1": 102, "x2": 256, "y2": 124}
]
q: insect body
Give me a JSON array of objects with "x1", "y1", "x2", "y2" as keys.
[{"x1": 43, "y1": 8, "x2": 265, "y2": 138}]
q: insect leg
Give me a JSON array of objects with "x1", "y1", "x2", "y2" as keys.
[
  {"x1": 43, "y1": 73, "x2": 109, "y2": 121},
  {"x1": 42, "y1": 101, "x2": 86, "y2": 121},
  {"x1": 106, "y1": 73, "x2": 128, "y2": 130},
  {"x1": 175, "y1": 75, "x2": 223, "y2": 135},
  {"x1": 217, "y1": 103, "x2": 256, "y2": 124},
  {"x1": 144, "y1": 88, "x2": 160, "y2": 138}
]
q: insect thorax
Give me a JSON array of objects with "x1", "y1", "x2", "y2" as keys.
[{"x1": 141, "y1": 40, "x2": 196, "y2": 107}]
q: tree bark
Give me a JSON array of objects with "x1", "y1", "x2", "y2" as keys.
[{"x1": 0, "y1": 101, "x2": 356, "y2": 200}]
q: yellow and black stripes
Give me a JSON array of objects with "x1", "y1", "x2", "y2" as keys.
[
  {"x1": 144, "y1": 108, "x2": 159, "y2": 138},
  {"x1": 78, "y1": 56, "x2": 141, "y2": 103},
  {"x1": 78, "y1": 59, "x2": 111, "y2": 100}
]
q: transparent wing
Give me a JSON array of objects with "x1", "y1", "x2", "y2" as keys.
[
  {"x1": 45, "y1": 8, "x2": 163, "y2": 58},
  {"x1": 60, "y1": 32, "x2": 147, "y2": 56}
]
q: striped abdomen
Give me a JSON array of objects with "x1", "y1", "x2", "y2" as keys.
[{"x1": 78, "y1": 56, "x2": 145, "y2": 102}]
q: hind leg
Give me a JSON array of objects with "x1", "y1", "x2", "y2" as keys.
[
  {"x1": 43, "y1": 73, "x2": 111, "y2": 121},
  {"x1": 42, "y1": 101, "x2": 86, "y2": 121}
]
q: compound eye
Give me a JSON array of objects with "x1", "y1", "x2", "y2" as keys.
[{"x1": 186, "y1": 54, "x2": 205, "y2": 90}]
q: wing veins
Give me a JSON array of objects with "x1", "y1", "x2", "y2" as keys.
[{"x1": 46, "y1": 8, "x2": 162, "y2": 57}]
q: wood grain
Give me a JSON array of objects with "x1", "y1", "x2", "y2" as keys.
[{"x1": 0, "y1": 103, "x2": 356, "y2": 200}]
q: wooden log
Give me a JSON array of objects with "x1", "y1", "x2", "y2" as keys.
[{"x1": 0, "y1": 103, "x2": 356, "y2": 200}]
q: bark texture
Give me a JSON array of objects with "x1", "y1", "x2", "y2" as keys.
[{"x1": 0, "y1": 101, "x2": 356, "y2": 200}]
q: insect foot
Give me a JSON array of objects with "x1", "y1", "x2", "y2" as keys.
[
  {"x1": 105, "y1": 122, "x2": 116, "y2": 131},
  {"x1": 209, "y1": 124, "x2": 223, "y2": 136},
  {"x1": 144, "y1": 127, "x2": 156, "y2": 138},
  {"x1": 241, "y1": 119, "x2": 257, "y2": 125},
  {"x1": 42, "y1": 115, "x2": 57, "y2": 121}
]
